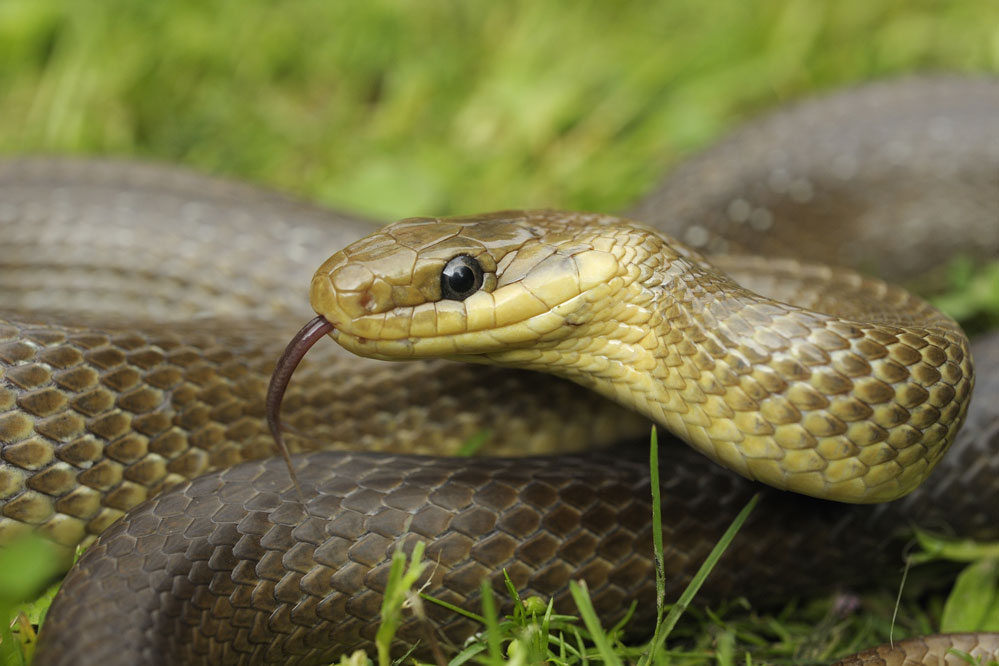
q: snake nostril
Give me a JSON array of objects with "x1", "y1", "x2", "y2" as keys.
[{"x1": 360, "y1": 291, "x2": 376, "y2": 312}]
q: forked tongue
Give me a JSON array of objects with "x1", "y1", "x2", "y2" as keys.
[{"x1": 266, "y1": 315, "x2": 335, "y2": 499}]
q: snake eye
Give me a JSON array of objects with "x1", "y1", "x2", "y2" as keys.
[{"x1": 441, "y1": 254, "x2": 484, "y2": 301}]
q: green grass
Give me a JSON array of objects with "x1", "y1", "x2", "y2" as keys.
[
  {"x1": 0, "y1": 537, "x2": 65, "y2": 665},
  {"x1": 1, "y1": 1, "x2": 998, "y2": 664},
  {"x1": 2, "y1": 1, "x2": 997, "y2": 217}
]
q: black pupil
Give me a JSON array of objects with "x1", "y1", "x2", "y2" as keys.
[
  {"x1": 447, "y1": 265, "x2": 475, "y2": 294},
  {"x1": 441, "y1": 255, "x2": 483, "y2": 300}
]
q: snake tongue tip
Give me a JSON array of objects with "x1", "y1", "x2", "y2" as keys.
[{"x1": 266, "y1": 315, "x2": 335, "y2": 492}]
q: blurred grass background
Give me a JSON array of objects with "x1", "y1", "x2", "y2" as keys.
[
  {"x1": 1, "y1": 0, "x2": 996, "y2": 220},
  {"x1": 0, "y1": 0, "x2": 997, "y2": 662}
]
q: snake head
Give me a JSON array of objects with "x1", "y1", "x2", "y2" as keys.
[
  {"x1": 266, "y1": 210, "x2": 658, "y2": 487},
  {"x1": 308, "y1": 210, "x2": 649, "y2": 363}
]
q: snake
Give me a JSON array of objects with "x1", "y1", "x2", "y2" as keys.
[{"x1": 0, "y1": 75, "x2": 990, "y2": 665}]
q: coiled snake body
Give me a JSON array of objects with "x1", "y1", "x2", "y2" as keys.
[{"x1": 0, "y1": 77, "x2": 995, "y2": 664}]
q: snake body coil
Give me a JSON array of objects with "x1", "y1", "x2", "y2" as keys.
[{"x1": 1, "y1": 76, "x2": 995, "y2": 665}]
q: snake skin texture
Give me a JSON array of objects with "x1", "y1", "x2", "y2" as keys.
[
  {"x1": 5, "y1": 76, "x2": 998, "y2": 664},
  {"x1": 30, "y1": 336, "x2": 999, "y2": 666},
  {"x1": 308, "y1": 210, "x2": 972, "y2": 502},
  {"x1": 0, "y1": 160, "x2": 645, "y2": 550},
  {"x1": 627, "y1": 76, "x2": 999, "y2": 281},
  {"x1": 829, "y1": 633, "x2": 999, "y2": 666}
]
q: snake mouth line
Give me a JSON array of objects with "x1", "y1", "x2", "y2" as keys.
[{"x1": 266, "y1": 315, "x2": 335, "y2": 488}]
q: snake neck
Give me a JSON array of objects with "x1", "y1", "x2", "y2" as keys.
[{"x1": 480, "y1": 232, "x2": 971, "y2": 504}]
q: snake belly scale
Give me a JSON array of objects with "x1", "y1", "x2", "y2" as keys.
[{"x1": 0, "y1": 76, "x2": 994, "y2": 665}]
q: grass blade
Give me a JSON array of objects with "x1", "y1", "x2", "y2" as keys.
[
  {"x1": 569, "y1": 580, "x2": 624, "y2": 666},
  {"x1": 375, "y1": 542, "x2": 426, "y2": 666},
  {"x1": 646, "y1": 493, "x2": 761, "y2": 660},
  {"x1": 650, "y1": 427, "x2": 666, "y2": 618}
]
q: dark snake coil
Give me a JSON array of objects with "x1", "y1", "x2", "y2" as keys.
[{"x1": 0, "y1": 76, "x2": 993, "y2": 665}]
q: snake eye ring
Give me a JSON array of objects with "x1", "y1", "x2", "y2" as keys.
[{"x1": 441, "y1": 254, "x2": 484, "y2": 300}]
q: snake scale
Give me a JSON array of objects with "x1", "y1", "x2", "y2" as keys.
[{"x1": 0, "y1": 76, "x2": 992, "y2": 664}]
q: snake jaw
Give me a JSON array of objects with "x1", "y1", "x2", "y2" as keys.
[{"x1": 266, "y1": 315, "x2": 335, "y2": 491}]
